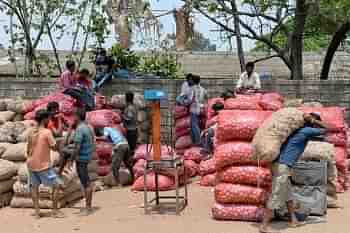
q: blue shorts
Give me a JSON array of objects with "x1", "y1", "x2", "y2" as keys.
[{"x1": 28, "y1": 168, "x2": 63, "y2": 189}]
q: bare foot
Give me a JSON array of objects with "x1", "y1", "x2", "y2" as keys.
[
  {"x1": 259, "y1": 226, "x2": 280, "y2": 233},
  {"x1": 79, "y1": 207, "x2": 93, "y2": 216},
  {"x1": 51, "y1": 210, "x2": 65, "y2": 218},
  {"x1": 31, "y1": 212, "x2": 41, "y2": 219},
  {"x1": 288, "y1": 221, "x2": 306, "y2": 228}
]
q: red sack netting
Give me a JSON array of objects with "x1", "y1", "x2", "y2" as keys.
[
  {"x1": 216, "y1": 110, "x2": 272, "y2": 142},
  {"x1": 175, "y1": 135, "x2": 193, "y2": 150},
  {"x1": 95, "y1": 93, "x2": 106, "y2": 110},
  {"x1": 174, "y1": 106, "x2": 189, "y2": 119},
  {"x1": 26, "y1": 92, "x2": 75, "y2": 113},
  {"x1": 133, "y1": 159, "x2": 146, "y2": 178},
  {"x1": 335, "y1": 147, "x2": 348, "y2": 174},
  {"x1": 59, "y1": 100, "x2": 75, "y2": 115},
  {"x1": 325, "y1": 132, "x2": 347, "y2": 147},
  {"x1": 97, "y1": 165, "x2": 111, "y2": 177},
  {"x1": 215, "y1": 183, "x2": 268, "y2": 205},
  {"x1": 96, "y1": 140, "x2": 113, "y2": 159},
  {"x1": 87, "y1": 110, "x2": 121, "y2": 128},
  {"x1": 175, "y1": 128, "x2": 190, "y2": 140},
  {"x1": 199, "y1": 158, "x2": 216, "y2": 176},
  {"x1": 215, "y1": 142, "x2": 269, "y2": 170},
  {"x1": 299, "y1": 107, "x2": 346, "y2": 132},
  {"x1": 131, "y1": 173, "x2": 175, "y2": 192},
  {"x1": 259, "y1": 93, "x2": 284, "y2": 111},
  {"x1": 207, "y1": 98, "x2": 224, "y2": 120},
  {"x1": 217, "y1": 166, "x2": 272, "y2": 187},
  {"x1": 183, "y1": 147, "x2": 202, "y2": 163},
  {"x1": 212, "y1": 203, "x2": 264, "y2": 222},
  {"x1": 175, "y1": 116, "x2": 191, "y2": 132},
  {"x1": 134, "y1": 144, "x2": 173, "y2": 161},
  {"x1": 98, "y1": 158, "x2": 111, "y2": 166},
  {"x1": 206, "y1": 115, "x2": 218, "y2": 129},
  {"x1": 224, "y1": 98, "x2": 262, "y2": 111},
  {"x1": 184, "y1": 160, "x2": 199, "y2": 177},
  {"x1": 200, "y1": 173, "x2": 217, "y2": 187}
]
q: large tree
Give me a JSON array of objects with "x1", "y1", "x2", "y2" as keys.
[
  {"x1": 161, "y1": 31, "x2": 216, "y2": 51},
  {"x1": 192, "y1": 0, "x2": 319, "y2": 80}
]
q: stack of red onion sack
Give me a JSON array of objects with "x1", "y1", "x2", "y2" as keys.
[
  {"x1": 299, "y1": 107, "x2": 349, "y2": 192},
  {"x1": 211, "y1": 93, "x2": 280, "y2": 222},
  {"x1": 23, "y1": 92, "x2": 77, "y2": 125},
  {"x1": 174, "y1": 105, "x2": 205, "y2": 156},
  {"x1": 131, "y1": 144, "x2": 186, "y2": 191}
]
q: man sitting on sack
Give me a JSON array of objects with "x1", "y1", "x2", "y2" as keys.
[
  {"x1": 260, "y1": 113, "x2": 331, "y2": 233},
  {"x1": 236, "y1": 62, "x2": 261, "y2": 91}
]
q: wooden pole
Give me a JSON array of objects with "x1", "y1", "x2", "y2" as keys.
[{"x1": 152, "y1": 101, "x2": 161, "y2": 161}]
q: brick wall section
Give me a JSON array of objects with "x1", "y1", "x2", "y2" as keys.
[{"x1": 0, "y1": 77, "x2": 350, "y2": 143}]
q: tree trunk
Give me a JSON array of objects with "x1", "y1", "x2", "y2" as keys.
[
  {"x1": 320, "y1": 23, "x2": 350, "y2": 80},
  {"x1": 231, "y1": 1, "x2": 245, "y2": 72},
  {"x1": 174, "y1": 8, "x2": 187, "y2": 51},
  {"x1": 46, "y1": 23, "x2": 62, "y2": 74},
  {"x1": 118, "y1": 0, "x2": 130, "y2": 49},
  {"x1": 290, "y1": 0, "x2": 308, "y2": 80}
]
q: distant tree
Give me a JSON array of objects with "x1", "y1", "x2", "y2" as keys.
[{"x1": 161, "y1": 31, "x2": 216, "y2": 51}]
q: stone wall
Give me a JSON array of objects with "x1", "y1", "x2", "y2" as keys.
[{"x1": 0, "y1": 77, "x2": 349, "y2": 144}]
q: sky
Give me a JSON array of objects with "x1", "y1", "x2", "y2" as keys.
[{"x1": 0, "y1": 0, "x2": 256, "y2": 52}]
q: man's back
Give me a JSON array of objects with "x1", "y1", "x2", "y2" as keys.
[
  {"x1": 190, "y1": 85, "x2": 207, "y2": 115},
  {"x1": 74, "y1": 123, "x2": 94, "y2": 162},
  {"x1": 279, "y1": 127, "x2": 325, "y2": 167},
  {"x1": 59, "y1": 70, "x2": 76, "y2": 89},
  {"x1": 104, "y1": 127, "x2": 127, "y2": 145},
  {"x1": 27, "y1": 128, "x2": 56, "y2": 172},
  {"x1": 123, "y1": 104, "x2": 138, "y2": 131}
]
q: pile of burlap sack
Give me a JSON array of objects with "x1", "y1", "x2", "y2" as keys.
[
  {"x1": 0, "y1": 159, "x2": 17, "y2": 208},
  {"x1": 110, "y1": 94, "x2": 149, "y2": 144},
  {"x1": 11, "y1": 163, "x2": 83, "y2": 208}
]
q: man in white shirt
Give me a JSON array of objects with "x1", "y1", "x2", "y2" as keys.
[
  {"x1": 176, "y1": 73, "x2": 194, "y2": 106},
  {"x1": 236, "y1": 62, "x2": 261, "y2": 90},
  {"x1": 188, "y1": 75, "x2": 208, "y2": 145}
]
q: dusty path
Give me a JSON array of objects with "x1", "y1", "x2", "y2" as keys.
[{"x1": 0, "y1": 183, "x2": 349, "y2": 233}]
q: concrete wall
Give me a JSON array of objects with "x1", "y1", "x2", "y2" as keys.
[
  {"x1": 2, "y1": 51, "x2": 350, "y2": 79},
  {"x1": 0, "y1": 77, "x2": 349, "y2": 144}
]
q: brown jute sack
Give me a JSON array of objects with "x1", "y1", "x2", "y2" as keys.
[
  {"x1": 0, "y1": 143, "x2": 11, "y2": 158},
  {"x1": 301, "y1": 141, "x2": 334, "y2": 161},
  {"x1": 284, "y1": 99, "x2": 303, "y2": 108},
  {"x1": 0, "y1": 159, "x2": 17, "y2": 181},
  {"x1": 0, "y1": 192, "x2": 13, "y2": 208},
  {"x1": 252, "y1": 108, "x2": 305, "y2": 162},
  {"x1": 2, "y1": 143, "x2": 27, "y2": 162},
  {"x1": 0, "y1": 111, "x2": 16, "y2": 124},
  {"x1": 0, "y1": 179, "x2": 15, "y2": 194},
  {"x1": 10, "y1": 197, "x2": 66, "y2": 209}
]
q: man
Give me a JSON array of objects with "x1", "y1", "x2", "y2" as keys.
[
  {"x1": 26, "y1": 109, "x2": 64, "y2": 218},
  {"x1": 59, "y1": 60, "x2": 77, "y2": 90},
  {"x1": 260, "y1": 113, "x2": 330, "y2": 233},
  {"x1": 72, "y1": 108, "x2": 95, "y2": 215},
  {"x1": 201, "y1": 102, "x2": 224, "y2": 158},
  {"x1": 176, "y1": 73, "x2": 194, "y2": 106},
  {"x1": 123, "y1": 92, "x2": 138, "y2": 155},
  {"x1": 77, "y1": 69, "x2": 93, "y2": 90},
  {"x1": 188, "y1": 75, "x2": 208, "y2": 145},
  {"x1": 236, "y1": 62, "x2": 261, "y2": 90},
  {"x1": 47, "y1": 102, "x2": 64, "y2": 137},
  {"x1": 95, "y1": 49, "x2": 108, "y2": 85},
  {"x1": 95, "y1": 127, "x2": 134, "y2": 186}
]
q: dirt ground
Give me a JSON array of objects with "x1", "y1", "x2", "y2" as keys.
[{"x1": 0, "y1": 183, "x2": 349, "y2": 233}]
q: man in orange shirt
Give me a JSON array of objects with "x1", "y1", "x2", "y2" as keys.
[
  {"x1": 27, "y1": 109, "x2": 64, "y2": 219},
  {"x1": 47, "y1": 102, "x2": 64, "y2": 137}
]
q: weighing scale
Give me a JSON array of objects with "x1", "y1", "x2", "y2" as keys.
[{"x1": 143, "y1": 89, "x2": 188, "y2": 215}]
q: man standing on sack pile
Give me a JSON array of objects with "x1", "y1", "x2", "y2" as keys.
[
  {"x1": 188, "y1": 75, "x2": 208, "y2": 145},
  {"x1": 260, "y1": 113, "x2": 332, "y2": 233}
]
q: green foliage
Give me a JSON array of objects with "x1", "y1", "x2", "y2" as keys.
[
  {"x1": 110, "y1": 44, "x2": 140, "y2": 70},
  {"x1": 138, "y1": 53, "x2": 181, "y2": 79},
  {"x1": 109, "y1": 44, "x2": 181, "y2": 79}
]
